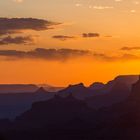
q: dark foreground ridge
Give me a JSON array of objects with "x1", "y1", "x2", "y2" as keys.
[{"x1": 0, "y1": 75, "x2": 140, "y2": 140}]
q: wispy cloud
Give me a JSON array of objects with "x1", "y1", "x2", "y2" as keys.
[
  {"x1": 0, "y1": 36, "x2": 33, "y2": 45},
  {"x1": 93, "y1": 6, "x2": 114, "y2": 10},
  {"x1": 13, "y1": 0, "x2": 24, "y2": 3},
  {"x1": 121, "y1": 46, "x2": 140, "y2": 51}
]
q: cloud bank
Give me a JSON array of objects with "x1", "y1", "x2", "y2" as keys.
[
  {"x1": 0, "y1": 48, "x2": 139, "y2": 62},
  {"x1": 0, "y1": 48, "x2": 90, "y2": 61}
]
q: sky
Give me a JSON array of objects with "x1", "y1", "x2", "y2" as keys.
[{"x1": 0, "y1": 0, "x2": 140, "y2": 86}]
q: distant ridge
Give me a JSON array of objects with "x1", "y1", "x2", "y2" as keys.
[
  {"x1": 35, "y1": 87, "x2": 48, "y2": 94},
  {"x1": 0, "y1": 84, "x2": 38, "y2": 93},
  {"x1": 38, "y1": 84, "x2": 64, "y2": 92},
  {"x1": 0, "y1": 84, "x2": 64, "y2": 93}
]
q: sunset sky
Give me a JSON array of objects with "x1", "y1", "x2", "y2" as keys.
[{"x1": 0, "y1": 0, "x2": 140, "y2": 86}]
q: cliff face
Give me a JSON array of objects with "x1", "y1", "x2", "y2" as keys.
[
  {"x1": 130, "y1": 76, "x2": 140, "y2": 101},
  {"x1": 15, "y1": 94, "x2": 94, "y2": 129}
]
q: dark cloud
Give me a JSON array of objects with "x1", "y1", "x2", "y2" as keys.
[
  {"x1": 52, "y1": 35, "x2": 76, "y2": 41},
  {"x1": 0, "y1": 48, "x2": 90, "y2": 61},
  {"x1": 0, "y1": 48, "x2": 139, "y2": 62},
  {"x1": 0, "y1": 36, "x2": 33, "y2": 45},
  {"x1": 82, "y1": 33, "x2": 100, "y2": 38},
  {"x1": 0, "y1": 18, "x2": 60, "y2": 36},
  {"x1": 52, "y1": 33, "x2": 101, "y2": 41},
  {"x1": 121, "y1": 46, "x2": 140, "y2": 51}
]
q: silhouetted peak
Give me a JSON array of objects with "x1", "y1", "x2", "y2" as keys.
[
  {"x1": 35, "y1": 87, "x2": 47, "y2": 94},
  {"x1": 37, "y1": 84, "x2": 64, "y2": 92},
  {"x1": 58, "y1": 82, "x2": 91, "y2": 100},
  {"x1": 89, "y1": 82, "x2": 105, "y2": 90},
  {"x1": 68, "y1": 83, "x2": 85, "y2": 89},
  {"x1": 106, "y1": 75, "x2": 139, "y2": 91},
  {"x1": 114, "y1": 75, "x2": 138, "y2": 83}
]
